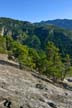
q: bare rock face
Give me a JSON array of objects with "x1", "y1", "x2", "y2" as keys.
[
  {"x1": 0, "y1": 26, "x2": 13, "y2": 37},
  {"x1": 0, "y1": 27, "x2": 5, "y2": 36},
  {"x1": 0, "y1": 54, "x2": 72, "y2": 108}
]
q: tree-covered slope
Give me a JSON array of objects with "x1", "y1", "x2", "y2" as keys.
[
  {"x1": 0, "y1": 17, "x2": 72, "y2": 57},
  {"x1": 39, "y1": 19, "x2": 72, "y2": 30},
  {"x1": 0, "y1": 17, "x2": 72, "y2": 81}
]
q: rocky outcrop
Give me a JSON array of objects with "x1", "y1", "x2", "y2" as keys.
[
  {"x1": 0, "y1": 27, "x2": 13, "y2": 36},
  {"x1": 0, "y1": 54, "x2": 72, "y2": 108},
  {"x1": 1, "y1": 27, "x2": 5, "y2": 36}
]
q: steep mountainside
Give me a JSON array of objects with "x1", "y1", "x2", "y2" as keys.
[
  {"x1": 0, "y1": 54, "x2": 72, "y2": 108},
  {"x1": 0, "y1": 18, "x2": 72, "y2": 108},
  {"x1": 0, "y1": 18, "x2": 72, "y2": 56}
]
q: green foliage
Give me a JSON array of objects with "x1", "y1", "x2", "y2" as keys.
[
  {"x1": 24, "y1": 35, "x2": 41, "y2": 49},
  {"x1": 6, "y1": 39, "x2": 71, "y2": 81},
  {"x1": 35, "y1": 50, "x2": 47, "y2": 73},
  {"x1": 5, "y1": 35, "x2": 13, "y2": 50},
  {"x1": 43, "y1": 42, "x2": 64, "y2": 80},
  {"x1": 0, "y1": 36, "x2": 7, "y2": 53},
  {"x1": 0, "y1": 18, "x2": 72, "y2": 81},
  {"x1": 28, "y1": 48, "x2": 40, "y2": 68},
  {"x1": 1, "y1": 18, "x2": 72, "y2": 57},
  {"x1": 62, "y1": 54, "x2": 72, "y2": 80},
  {"x1": 7, "y1": 40, "x2": 36, "y2": 69},
  {"x1": 17, "y1": 32, "x2": 28, "y2": 44},
  {"x1": 46, "y1": 42, "x2": 59, "y2": 60}
]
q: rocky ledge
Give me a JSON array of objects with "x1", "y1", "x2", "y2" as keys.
[{"x1": 0, "y1": 54, "x2": 72, "y2": 108}]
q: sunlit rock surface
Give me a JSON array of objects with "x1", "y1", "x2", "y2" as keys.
[{"x1": 0, "y1": 54, "x2": 72, "y2": 108}]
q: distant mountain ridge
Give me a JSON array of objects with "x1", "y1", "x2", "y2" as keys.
[{"x1": 39, "y1": 19, "x2": 72, "y2": 30}]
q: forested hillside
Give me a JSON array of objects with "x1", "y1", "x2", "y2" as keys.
[
  {"x1": 39, "y1": 19, "x2": 72, "y2": 30},
  {"x1": 0, "y1": 17, "x2": 72, "y2": 81},
  {"x1": 0, "y1": 18, "x2": 72, "y2": 56}
]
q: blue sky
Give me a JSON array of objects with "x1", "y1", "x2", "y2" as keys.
[{"x1": 0, "y1": 0, "x2": 72, "y2": 22}]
